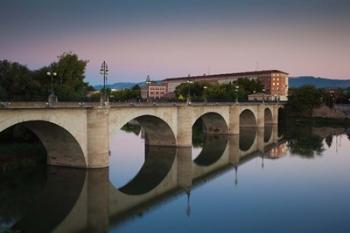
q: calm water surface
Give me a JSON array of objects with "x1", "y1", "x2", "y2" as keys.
[{"x1": 1, "y1": 123, "x2": 350, "y2": 233}]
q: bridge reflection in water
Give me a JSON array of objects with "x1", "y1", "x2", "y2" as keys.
[{"x1": 4, "y1": 125, "x2": 282, "y2": 233}]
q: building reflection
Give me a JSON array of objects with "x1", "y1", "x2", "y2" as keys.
[{"x1": 266, "y1": 143, "x2": 288, "y2": 159}]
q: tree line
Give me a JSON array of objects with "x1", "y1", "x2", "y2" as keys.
[
  {"x1": 286, "y1": 85, "x2": 350, "y2": 117},
  {"x1": 174, "y1": 78, "x2": 264, "y2": 102},
  {"x1": 0, "y1": 53, "x2": 93, "y2": 101}
]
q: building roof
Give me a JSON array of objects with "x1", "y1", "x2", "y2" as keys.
[{"x1": 163, "y1": 70, "x2": 289, "y2": 82}]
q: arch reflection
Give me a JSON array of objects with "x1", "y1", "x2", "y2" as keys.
[
  {"x1": 118, "y1": 146, "x2": 176, "y2": 195},
  {"x1": 264, "y1": 124, "x2": 273, "y2": 143},
  {"x1": 193, "y1": 135, "x2": 228, "y2": 166},
  {"x1": 239, "y1": 127, "x2": 257, "y2": 151},
  {"x1": 8, "y1": 167, "x2": 87, "y2": 233},
  {"x1": 0, "y1": 167, "x2": 46, "y2": 231}
]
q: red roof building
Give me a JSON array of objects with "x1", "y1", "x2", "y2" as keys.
[{"x1": 162, "y1": 70, "x2": 289, "y2": 101}]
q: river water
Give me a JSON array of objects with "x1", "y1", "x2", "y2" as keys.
[{"x1": 1, "y1": 122, "x2": 350, "y2": 233}]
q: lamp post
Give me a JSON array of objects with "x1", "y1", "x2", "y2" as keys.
[
  {"x1": 46, "y1": 71, "x2": 58, "y2": 103},
  {"x1": 187, "y1": 79, "x2": 193, "y2": 104},
  {"x1": 234, "y1": 165, "x2": 238, "y2": 186},
  {"x1": 100, "y1": 61, "x2": 109, "y2": 105},
  {"x1": 235, "y1": 85, "x2": 239, "y2": 103},
  {"x1": 203, "y1": 86, "x2": 208, "y2": 103}
]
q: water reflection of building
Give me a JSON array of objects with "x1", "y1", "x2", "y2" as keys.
[{"x1": 266, "y1": 142, "x2": 287, "y2": 159}]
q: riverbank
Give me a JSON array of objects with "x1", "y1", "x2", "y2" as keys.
[{"x1": 284, "y1": 117, "x2": 350, "y2": 128}]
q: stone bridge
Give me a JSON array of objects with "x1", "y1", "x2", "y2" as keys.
[{"x1": 0, "y1": 102, "x2": 284, "y2": 168}]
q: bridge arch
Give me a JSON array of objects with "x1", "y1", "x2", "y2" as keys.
[
  {"x1": 109, "y1": 114, "x2": 177, "y2": 195},
  {"x1": 113, "y1": 115, "x2": 176, "y2": 147},
  {"x1": 264, "y1": 124, "x2": 273, "y2": 143},
  {"x1": 240, "y1": 109, "x2": 257, "y2": 127},
  {"x1": 0, "y1": 120, "x2": 86, "y2": 168},
  {"x1": 264, "y1": 107, "x2": 273, "y2": 124},
  {"x1": 192, "y1": 112, "x2": 228, "y2": 134},
  {"x1": 109, "y1": 108, "x2": 178, "y2": 146}
]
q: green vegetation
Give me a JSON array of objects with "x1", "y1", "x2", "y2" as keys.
[
  {"x1": 0, "y1": 53, "x2": 93, "y2": 101},
  {"x1": 120, "y1": 123, "x2": 142, "y2": 136},
  {"x1": 174, "y1": 78, "x2": 263, "y2": 102},
  {"x1": 282, "y1": 122, "x2": 325, "y2": 158},
  {"x1": 286, "y1": 86, "x2": 323, "y2": 117},
  {"x1": 287, "y1": 85, "x2": 350, "y2": 117},
  {"x1": 90, "y1": 85, "x2": 141, "y2": 102},
  {"x1": 278, "y1": 118, "x2": 349, "y2": 158},
  {"x1": 110, "y1": 84, "x2": 141, "y2": 102}
]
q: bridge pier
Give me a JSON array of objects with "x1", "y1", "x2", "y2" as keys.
[
  {"x1": 177, "y1": 147, "x2": 193, "y2": 189},
  {"x1": 257, "y1": 127, "x2": 265, "y2": 152},
  {"x1": 176, "y1": 107, "x2": 193, "y2": 147},
  {"x1": 272, "y1": 124, "x2": 279, "y2": 143},
  {"x1": 87, "y1": 169, "x2": 109, "y2": 233},
  {"x1": 257, "y1": 105, "x2": 265, "y2": 128},
  {"x1": 87, "y1": 108, "x2": 110, "y2": 168},
  {"x1": 228, "y1": 135, "x2": 240, "y2": 165},
  {"x1": 228, "y1": 105, "x2": 240, "y2": 134},
  {"x1": 272, "y1": 105, "x2": 279, "y2": 124}
]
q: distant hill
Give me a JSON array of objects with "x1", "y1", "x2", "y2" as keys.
[
  {"x1": 94, "y1": 82, "x2": 140, "y2": 90},
  {"x1": 94, "y1": 80, "x2": 162, "y2": 90},
  {"x1": 290, "y1": 76, "x2": 350, "y2": 88}
]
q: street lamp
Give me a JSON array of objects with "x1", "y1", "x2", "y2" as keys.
[
  {"x1": 203, "y1": 86, "x2": 208, "y2": 103},
  {"x1": 100, "y1": 61, "x2": 109, "y2": 104},
  {"x1": 46, "y1": 71, "x2": 58, "y2": 103},
  {"x1": 234, "y1": 165, "x2": 238, "y2": 186},
  {"x1": 235, "y1": 85, "x2": 239, "y2": 103},
  {"x1": 187, "y1": 79, "x2": 193, "y2": 104}
]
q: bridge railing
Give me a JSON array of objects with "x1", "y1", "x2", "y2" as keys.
[{"x1": 0, "y1": 101, "x2": 285, "y2": 109}]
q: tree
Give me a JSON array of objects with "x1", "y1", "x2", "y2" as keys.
[
  {"x1": 109, "y1": 88, "x2": 140, "y2": 102},
  {"x1": 45, "y1": 52, "x2": 91, "y2": 101},
  {"x1": 174, "y1": 78, "x2": 263, "y2": 102},
  {"x1": 0, "y1": 60, "x2": 41, "y2": 100},
  {"x1": 174, "y1": 82, "x2": 209, "y2": 101},
  {"x1": 0, "y1": 52, "x2": 92, "y2": 101},
  {"x1": 287, "y1": 86, "x2": 322, "y2": 117}
]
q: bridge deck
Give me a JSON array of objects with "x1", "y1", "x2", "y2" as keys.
[{"x1": 0, "y1": 101, "x2": 285, "y2": 109}]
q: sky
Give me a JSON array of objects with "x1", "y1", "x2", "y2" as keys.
[{"x1": 1, "y1": 0, "x2": 350, "y2": 85}]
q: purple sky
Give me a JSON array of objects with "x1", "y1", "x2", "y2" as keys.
[{"x1": 1, "y1": 0, "x2": 350, "y2": 84}]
